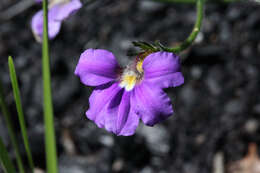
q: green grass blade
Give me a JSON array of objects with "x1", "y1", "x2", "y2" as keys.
[
  {"x1": 0, "y1": 136, "x2": 16, "y2": 173},
  {"x1": 0, "y1": 77, "x2": 25, "y2": 173},
  {"x1": 8, "y1": 56, "x2": 34, "y2": 172},
  {"x1": 42, "y1": 0, "x2": 58, "y2": 172}
]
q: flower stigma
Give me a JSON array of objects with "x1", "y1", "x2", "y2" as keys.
[
  {"x1": 136, "y1": 51, "x2": 152, "y2": 74},
  {"x1": 136, "y1": 60, "x2": 143, "y2": 74}
]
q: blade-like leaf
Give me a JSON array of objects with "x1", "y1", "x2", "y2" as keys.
[
  {"x1": 0, "y1": 136, "x2": 16, "y2": 173},
  {"x1": 0, "y1": 77, "x2": 25, "y2": 173},
  {"x1": 8, "y1": 56, "x2": 34, "y2": 172}
]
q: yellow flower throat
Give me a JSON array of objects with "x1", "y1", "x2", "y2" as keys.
[{"x1": 119, "y1": 57, "x2": 145, "y2": 91}]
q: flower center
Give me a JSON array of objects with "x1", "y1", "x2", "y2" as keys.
[
  {"x1": 119, "y1": 52, "x2": 150, "y2": 91},
  {"x1": 119, "y1": 71, "x2": 138, "y2": 91}
]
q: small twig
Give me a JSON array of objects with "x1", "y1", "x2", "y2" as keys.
[{"x1": 213, "y1": 152, "x2": 224, "y2": 173}]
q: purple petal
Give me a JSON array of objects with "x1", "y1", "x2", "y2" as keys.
[
  {"x1": 105, "y1": 91, "x2": 139, "y2": 136},
  {"x1": 142, "y1": 51, "x2": 184, "y2": 88},
  {"x1": 31, "y1": 10, "x2": 61, "y2": 42},
  {"x1": 31, "y1": 0, "x2": 81, "y2": 42},
  {"x1": 86, "y1": 82, "x2": 122, "y2": 128},
  {"x1": 75, "y1": 49, "x2": 121, "y2": 86},
  {"x1": 53, "y1": 0, "x2": 82, "y2": 21},
  {"x1": 117, "y1": 108, "x2": 139, "y2": 136},
  {"x1": 131, "y1": 82, "x2": 173, "y2": 126},
  {"x1": 86, "y1": 83, "x2": 139, "y2": 136},
  {"x1": 35, "y1": 0, "x2": 42, "y2": 3}
]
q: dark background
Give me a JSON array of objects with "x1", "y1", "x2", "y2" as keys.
[{"x1": 0, "y1": 0, "x2": 260, "y2": 172}]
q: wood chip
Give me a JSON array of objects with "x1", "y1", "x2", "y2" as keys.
[{"x1": 227, "y1": 143, "x2": 260, "y2": 173}]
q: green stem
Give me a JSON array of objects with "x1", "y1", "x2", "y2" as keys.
[
  {"x1": 42, "y1": 0, "x2": 58, "y2": 172},
  {"x1": 8, "y1": 56, "x2": 34, "y2": 172},
  {"x1": 0, "y1": 136, "x2": 16, "y2": 173},
  {"x1": 164, "y1": 0, "x2": 204, "y2": 53},
  {"x1": 0, "y1": 78, "x2": 25, "y2": 173}
]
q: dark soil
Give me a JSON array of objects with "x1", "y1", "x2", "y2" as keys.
[{"x1": 1, "y1": 0, "x2": 260, "y2": 172}]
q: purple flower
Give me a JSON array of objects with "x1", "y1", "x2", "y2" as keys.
[
  {"x1": 75, "y1": 49, "x2": 184, "y2": 136},
  {"x1": 31, "y1": 0, "x2": 82, "y2": 42}
]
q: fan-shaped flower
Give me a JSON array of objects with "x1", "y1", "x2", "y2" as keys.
[
  {"x1": 31, "y1": 0, "x2": 82, "y2": 42},
  {"x1": 75, "y1": 49, "x2": 184, "y2": 136}
]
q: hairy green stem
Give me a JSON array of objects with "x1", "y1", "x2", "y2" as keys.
[
  {"x1": 0, "y1": 78, "x2": 25, "y2": 173},
  {"x1": 164, "y1": 0, "x2": 204, "y2": 53},
  {"x1": 42, "y1": 0, "x2": 58, "y2": 172}
]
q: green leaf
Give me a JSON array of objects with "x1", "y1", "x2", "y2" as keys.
[
  {"x1": 0, "y1": 136, "x2": 16, "y2": 173},
  {"x1": 42, "y1": 0, "x2": 58, "y2": 172},
  {"x1": 0, "y1": 74, "x2": 25, "y2": 173},
  {"x1": 132, "y1": 41, "x2": 158, "y2": 51},
  {"x1": 8, "y1": 56, "x2": 34, "y2": 172}
]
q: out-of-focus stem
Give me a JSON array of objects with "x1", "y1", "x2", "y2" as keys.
[{"x1": 0, "y1": 136, "x2": 16, "y2": 173}]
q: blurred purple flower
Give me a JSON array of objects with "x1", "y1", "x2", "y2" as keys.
[
  {"x1": 75, "y1": 49, "x2": 184, "y2": 136},
  {"x1": 31, "y1": 0, "x2": 82, "y2": 42}
]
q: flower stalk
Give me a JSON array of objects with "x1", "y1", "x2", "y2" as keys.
[
  {"x1": 42, "y1": 0, "x2": 58, "y2": 172},
  {"x1": 133, "y1": 0, "x2": 205, "y2": 54},
  {"x1": 164, "y1": 0, "x2": 204, "y2": 53}
]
